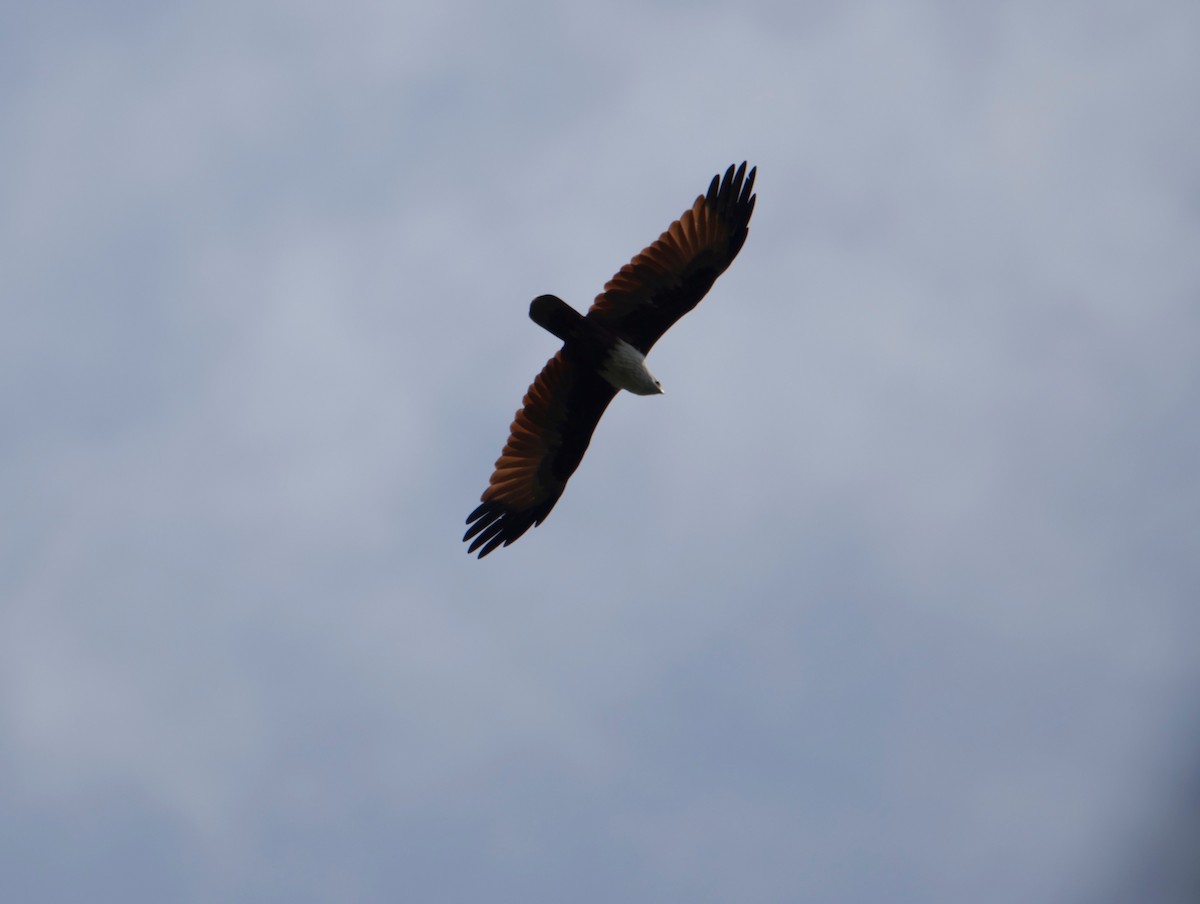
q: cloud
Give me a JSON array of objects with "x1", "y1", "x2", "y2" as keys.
[{"x1": 2, "y1": 1, "x2": 1199, "y2": 902}]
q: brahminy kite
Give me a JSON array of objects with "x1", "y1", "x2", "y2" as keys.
[{"x1": 464, "y1": 162, "x2": 757, "y2": 557}]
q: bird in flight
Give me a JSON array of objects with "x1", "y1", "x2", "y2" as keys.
[{"x1": 464, "y1": 162, "x2": 757, "y2": 557}]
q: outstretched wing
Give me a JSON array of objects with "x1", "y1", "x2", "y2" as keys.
[
  {"x1": 464, "y1": 350, "x2": 618, "y2": 557},
  {"x1": 586, "y1": 162, "x2": 756, "y2": 354}
]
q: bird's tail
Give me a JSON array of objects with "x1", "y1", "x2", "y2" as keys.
[{"x1": 529, "y1": 294, "x2": 586, "y2": 343}]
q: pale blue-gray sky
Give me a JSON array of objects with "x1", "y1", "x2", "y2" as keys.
[{"x1": 2, "y1": 1, "x2": 1199, "y2": 902}]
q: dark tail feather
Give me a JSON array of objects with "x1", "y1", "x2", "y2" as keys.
[{"x1": 529, "y1": 294, "x2": 586, "y2": 343}]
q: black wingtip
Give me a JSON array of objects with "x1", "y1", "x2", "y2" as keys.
[
  {"x1": 706, "y1": 162, "x2": 757, "y2": 216},
  {"x1": 463, "y1": 500, "x2": 548, "y2": 558}
]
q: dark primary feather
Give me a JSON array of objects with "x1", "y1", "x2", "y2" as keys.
[{"x1": 465, "y1": 163, "x2": 756, "y2": 557}]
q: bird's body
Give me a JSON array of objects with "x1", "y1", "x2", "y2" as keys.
[
  {"x1": 530, "y1": 293, "x2": 663, "y2": 396},
  {"x1": 464, "y1": 162, "x2": 757, "y2": 557}
]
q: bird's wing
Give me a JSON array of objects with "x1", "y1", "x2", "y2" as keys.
[
  {"x1": 464, "y1": 350, "x2": 617, "y2": 557},
  {"x1": 586, "y1": 162, "x2": 756, "y2": 354}
]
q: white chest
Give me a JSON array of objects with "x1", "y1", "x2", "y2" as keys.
[{"x1": 599, "y1": 339, "x2": 663, "y2": 396}]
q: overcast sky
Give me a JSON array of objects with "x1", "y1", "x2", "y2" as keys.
[{"x1": 2, "y1": 1, "x2": 1199, "y2": 902}]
